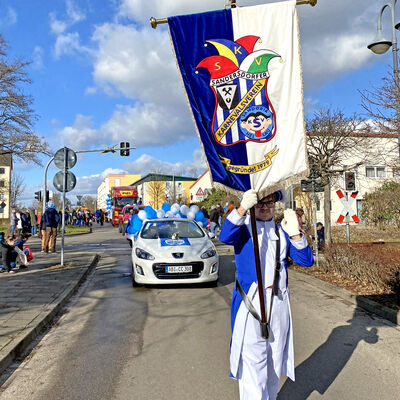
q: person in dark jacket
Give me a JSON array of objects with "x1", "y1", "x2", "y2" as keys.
[
  {"x1": 1, "y1": 236, "x2": 17, "y2": 273},
  {"x1": 209, "y1": 205, "x2": 220, "y2": 235},
  {"x1": 42, "y1": 203, "x2": 60, "y2": 253},
  {"x1": 20, "y1": 211, "x2": 31, "y2": 234}
]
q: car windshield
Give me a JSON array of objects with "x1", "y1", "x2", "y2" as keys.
[{"x1": 141, "y1": 220, "x2": 205, "y2": 239}]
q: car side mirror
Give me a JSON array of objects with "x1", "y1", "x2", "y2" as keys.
[{"x1": 207, "y1": 231, "x2": 215, "y2": 239}]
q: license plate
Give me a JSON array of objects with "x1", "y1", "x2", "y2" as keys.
[{"x1": 166, "y1": 265, "x2": 192, "y2": 273}]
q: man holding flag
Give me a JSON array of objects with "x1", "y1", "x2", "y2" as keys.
[
  {"x1": 167, "y1": 0, "x2": 315, "y2": 398},
  {"x1": 219, "y1": 189, "x2": 313, "y2": 399}
]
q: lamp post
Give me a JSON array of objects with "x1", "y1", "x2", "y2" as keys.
[{"x1": 367, "y1": 0, "x2": 400, "y2": 157}]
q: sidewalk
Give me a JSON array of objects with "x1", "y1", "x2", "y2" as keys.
[{"x1": 0, "y1": 238, "x2": 99, "y2": 375}]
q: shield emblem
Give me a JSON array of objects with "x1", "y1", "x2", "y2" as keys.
[{"x1": 197, "y1": 36, "x2": 280, "y2": 146}]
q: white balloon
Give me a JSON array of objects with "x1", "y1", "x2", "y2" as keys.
[
  {"x1": 197, "y1": 221, "x2": 203, "y2": 227},
  {"x1": 180, "y1": 205, "x2": 189, "y2": 216},
  {"x1": 165, "y1": 211, "x2": 174, "y2": 218},
  {"x1": 175, "y1": 213, "x2": 182, "y2": 218},
  {"x1": 138, "y1": 210, "x2": 147, "y2": 221},
  {"x1": 171, "y1": 203, "x2": 180, "y2": 213},
  {"x1": 187, "y1": 211, "x2": 195, "y2": 220},
  {"x1": 190, "y1": 205, "x2": 199, "y2": 214},
  {"x1": 156, "y1": 210, "x2": 165, "y2": 219}
]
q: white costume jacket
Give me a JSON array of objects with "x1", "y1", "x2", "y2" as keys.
[{"x1": 219, "y1": 209, "x2": 314, "y2": 381}]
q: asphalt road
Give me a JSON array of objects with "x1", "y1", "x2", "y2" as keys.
[{"x1": 0, "y1": 223, "x2": 399, "y2": 399}]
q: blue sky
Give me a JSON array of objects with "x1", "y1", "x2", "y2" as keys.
[{"x1": 0, "y1": 0, "x2": 396, "y2": 204}]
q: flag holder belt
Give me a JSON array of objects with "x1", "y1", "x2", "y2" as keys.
[
  {"x1": 235, "y1": 224, "x2": 281, "y2": 339},
  {"x1": 149, "y1": 0, "x2": 318, "y2": 29}
]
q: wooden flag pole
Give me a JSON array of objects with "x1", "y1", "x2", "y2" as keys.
[
  {"x1": 150, "y1": 0, "x2": 317, "y2": 28},
  {"x1": 249, "y1": 206, "x2": 269, "y2": 338}
]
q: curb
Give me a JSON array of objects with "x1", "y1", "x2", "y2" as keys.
[
  {"x1": 0, "y1": 254, "x2": 100, "y2": 375},
  {"x1": 289, "y1": 269, "x2": 399, "y2": 325}
]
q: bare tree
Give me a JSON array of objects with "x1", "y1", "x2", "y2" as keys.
[
  {"x1": 80, "y1": 195, "x2": 97, "y2": 212},
  {"x1": 306, "y1": 108, "x2": 377, "y2": 244},
  {"x1": 360, "y1": 69, "x2": 400, "y2": 172},
  {"x1": 10, "y1": 172, "x2": 25, "y2": 207},
  {"x1": 147, "y1": 175, "x2": 164, "y2": 209},
  {"x1": 0, "y1": 35, "x2": 50, "y2": 164}
]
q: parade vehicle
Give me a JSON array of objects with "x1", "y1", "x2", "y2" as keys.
[
  {"x1": 110, "y1": 186, "x2": 139, "y2": 227},
  {"x1": 130, "y1": 218, "x2": 219, "y2": 286},
  {"x1": 119, "y1": 204, "x2": 145, "y2": 234}
]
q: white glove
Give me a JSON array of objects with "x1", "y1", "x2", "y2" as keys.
[
  {"x1": 281, "y1": 209, "x2": 300, "y2": 237},
  {"x1": 240, "y1": 189, "x2": 258, "y2": 211}
]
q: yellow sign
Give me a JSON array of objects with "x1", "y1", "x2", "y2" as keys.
[
  {"x1": 219, "y1": 147, "x2": 278, "y2": 174},
  {"x1": 120, "y1": 191, "x2": 133, "y2": 196}
]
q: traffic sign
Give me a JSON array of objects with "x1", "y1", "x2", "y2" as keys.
[
  {"x1": 53, "y1": 171, "x2": 77, "y2": 192},
  {"x1": 196, "y1": 187, "x2": 205, "y2": 196},
  {"x1": 336, "y1": 190, "x2": 360, "y2": 223},
  {"x1": 54, "y1": 147, "x2": 77, "y2": 169},
  {"x1": 301, "y1": 179, "x2": 324, "y2": 192}
]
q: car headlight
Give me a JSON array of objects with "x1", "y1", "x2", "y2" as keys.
[
  {"x1": 135, "y1": 247, "x2": 155, "y2": 260},
  {"x1": 201, "y1": 247, "x2": 216, "y2": 259}
]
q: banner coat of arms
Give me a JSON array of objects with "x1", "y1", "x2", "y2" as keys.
[{"x1": 169, "y1": 0, "x2": 309, "y2": 196}]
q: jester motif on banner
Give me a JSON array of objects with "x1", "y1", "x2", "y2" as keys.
[{"x1": 197, "y1": 35, "x2": 281, "y2": 147}]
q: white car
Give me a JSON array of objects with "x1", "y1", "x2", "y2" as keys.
[{"x1": 131, "y1": 218, "x2": 219, "y2": 286}]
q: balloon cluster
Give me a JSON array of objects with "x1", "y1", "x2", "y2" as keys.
[{"x1": 126, "y1": 203, "x2": 209, "y2": 234}]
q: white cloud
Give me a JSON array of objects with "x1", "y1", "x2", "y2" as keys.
[
  {"x1": 84, "y1": 86, "x2": 98, "y2": 95},
  {"x1": 49, "y1": 1, "x2": 88, "y2": 59},
  {"x1": 102, "y1": 103, "x2": 192, "y2": 147},
  {"x1": 58, "y1": 115, "x2": 99, "y2": 148},
  {"x1": 66, "y1": 0, "x2": 85, "y2": 24},
  {"x1": 54, "y1": 32, "x2": 84, "y2": 58},
  {"x1": 73, "y1": 167, "x2": 128, "y2": 196},
  {"x1": 123, "y1": 149, "x2": 206, "y2": 177},
  {"x1": 32, "y1": 46, "x2": 44, "y2": 70},
  {"x1": 49, "y1": 12, "x2": 67, "y2": 35}
]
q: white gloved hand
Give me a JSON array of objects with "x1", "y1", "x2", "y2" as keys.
[
  {"x1": 281, "y1": 209, "x2": 300, "y2": 237},
  {"x1": 240, "y1": 189, "x2": 258, "y2": 211}
]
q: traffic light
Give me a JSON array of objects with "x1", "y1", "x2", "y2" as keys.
[
  {"x1": 34, "y1": 191, "x2": 42, "y2": 201},
  {"x1": 45, "y1": 190, "x2": 50, "y2": 202},
  {"x1": 120, "y1": 142, "x2": 130, "y2": 156},
  {"x1": 344, "y1": 171, "x2": 356, "y2": 191}
]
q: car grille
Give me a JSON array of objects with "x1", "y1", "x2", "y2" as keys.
[{"x1": 152, "y1": 262, "x2": 204, "y2": 279}]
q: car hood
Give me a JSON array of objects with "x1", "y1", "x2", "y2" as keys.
[{"x1": 135, "y1": 237, "x2": 214, "y2": 259}]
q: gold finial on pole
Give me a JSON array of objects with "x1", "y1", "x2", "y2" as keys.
[{"x1": 150, "y1": 0, "x2": 317, "y2": 29}]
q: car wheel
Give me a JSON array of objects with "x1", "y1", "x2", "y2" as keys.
[{"x1": 131, "y1": 263, "x2": 141, "y2": 287}]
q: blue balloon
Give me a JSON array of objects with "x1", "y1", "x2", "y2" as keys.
[
  {"x1": 162, "y1": 203, "x2": 171, "y2": 212},
  {"x1": 202, "y1": 218, "x2": 209, "y2": 227},
  {"x1": 132, "y1": 215, "x2": 143, "y2": 232},
  {"x1": 195, "y1": 211, "x2": 204, "y2": 221},
  {"x1": 145, "y1": 207, "x2": 157, "y2": 219}
]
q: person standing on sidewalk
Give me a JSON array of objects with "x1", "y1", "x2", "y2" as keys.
[
  {"x1": 219, "y1": 189, "x2": 314, "y2": 400},
  {"x1": 29, "y1": 209, "x2": 37, "y2": 236},
  {"x1": 42, "y1": 203, "x2": 60, "y2": 253},
  {"x1": 209, "y1": 205, "x2": 220, "y2": 236},
  {"x1": 10, "y1": 209, "x2": 18, "y2": 238}
]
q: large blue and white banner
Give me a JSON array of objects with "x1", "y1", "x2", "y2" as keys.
[{"x1": 169, "y1": 0, "x2": 309, "y2": 196}]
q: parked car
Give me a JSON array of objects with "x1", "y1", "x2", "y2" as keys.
[{"x1": 131, "y1": 218, "x2": 219, "y2": 286}]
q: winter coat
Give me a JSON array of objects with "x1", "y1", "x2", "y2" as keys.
[
  {"x1": 42, "y1": 208, "x2": 60, "y2": 228},
  {"x1": 10, "y1": 212, "x2": 18, "y2": 226}
]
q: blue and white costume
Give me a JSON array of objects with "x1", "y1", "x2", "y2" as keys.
[{"x1": 219, "y1": 209, "x2": 313, "y2": 399}]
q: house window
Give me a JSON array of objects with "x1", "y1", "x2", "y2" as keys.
[
  {"x1": 0, "y1": 180, "x2": 4, "y2": 188},
  {"x1": 0, "y1": 167, "x2": 5, "y2": 174},
  {"x1": 366, "y1": 166, "x2": 386, "y2": 178},
  {"x1": 316, "y1": 200, "x2": 320, "y2": 211},
  {"x1": 0, "y1": 207, "x2": 4, "y2": 214},
  {"x1": 115, "y1": 178, "x2": 120, "y2": 186}
]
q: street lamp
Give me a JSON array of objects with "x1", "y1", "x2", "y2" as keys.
[{"x1": 368, "y1": 0, "x2": 400, "y2": 156}]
